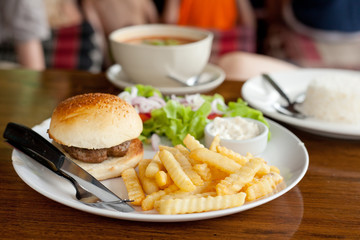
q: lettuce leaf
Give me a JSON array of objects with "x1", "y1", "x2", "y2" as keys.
[
  {"x1": 122, "y1": 84, "x2": 270, "y2": 143},
  {"x1": 142, "y1": 100, "x2": 211, "y2": 145},
  {"x1": 125, "y1": 84, "x2": 162, "y2": 98}
]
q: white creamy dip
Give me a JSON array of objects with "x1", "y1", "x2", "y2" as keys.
[{"x1": 208, "y1": 117, "x2": 261, "y2": 140}]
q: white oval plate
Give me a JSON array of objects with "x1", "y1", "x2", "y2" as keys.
[
  {"x1": 106, "y1": 63, "x2": 225, "y2": 95},
  {"x1": 12, "y1": 118, "x2": 308, "y2": 222},
  {"x1": 242, "y1": 69, "x2": 360, "y2": 139}
]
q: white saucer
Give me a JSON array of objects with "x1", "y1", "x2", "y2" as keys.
[{"x1": 106, "y1": 63, "x2": 225, "y2": 95}]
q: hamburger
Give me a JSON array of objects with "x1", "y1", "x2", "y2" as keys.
[{"x1": 48, "y1": 93, "x2": 144, "y2": 180}]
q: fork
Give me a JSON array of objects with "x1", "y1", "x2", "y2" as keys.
[
  {"x1": 8, "y1": 139, "x2": 133, "y2": 210},
  {"x1": 262, "y1": 73, "x2": 306, "y2": 119},
  {"x1": 64, "y1": 171, "x2": 134, "y2": 211}
]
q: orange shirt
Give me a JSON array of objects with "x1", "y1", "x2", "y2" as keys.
[{"x1": 178, "y1": 0, "x2": 238, "y2": 30}]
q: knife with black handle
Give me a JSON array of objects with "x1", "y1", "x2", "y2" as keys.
[{"x1": 3, "y1": 122, "x2": 134, "y2": 212}]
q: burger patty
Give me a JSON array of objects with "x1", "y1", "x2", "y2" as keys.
[{"x1": 62, "y1": 140, "x2": 131, "y2": 163}]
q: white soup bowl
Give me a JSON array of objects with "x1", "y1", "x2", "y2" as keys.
[{"x1": 109, "y1": 24, "x2": 213, "y2": 87}]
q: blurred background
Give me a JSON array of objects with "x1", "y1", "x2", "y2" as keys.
[{"x1": 1, "y1": 0, "x2": 360, "y2": 74}]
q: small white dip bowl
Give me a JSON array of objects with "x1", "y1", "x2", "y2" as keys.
[{"x1": 204, "y1": 117, "x2": 269, "y2": 156}]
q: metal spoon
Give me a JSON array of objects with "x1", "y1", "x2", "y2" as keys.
[
  {"x1": 262, "y1": 73, "x2": 306, "y2": 119},
  {"x1": 167, "y1": 73, "x2": 201, "y2": 87}
]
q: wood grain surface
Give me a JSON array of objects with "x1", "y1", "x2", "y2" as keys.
[{"x1": 0, "y1": 69, "x2": 359, "y2": 239}]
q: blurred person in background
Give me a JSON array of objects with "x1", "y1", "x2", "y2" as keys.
[
  {"x1": 265, "y1": 0, "x2": 360, "y2": 69},
  {"x1": 82, "y1": 0, "x2": 159, "y2": 68},
  {"x1": 42, "y1": 0, "x2": 104, "y2": 72},
  {"x1": 283, "y1": 0, "x2": 360, "y2": 42},
  {"x1": 160, "y1": 0, "x2": 256, "y2": 63},
  {"x1": 0, "y1": 0, "x2": 158, "y2": 72},
  {"x1": 0, "y1": 0, "x2": 49, "y2": 70},
  {"x1": 0, "y1": 0, "x2": 103, "y2": 72}
]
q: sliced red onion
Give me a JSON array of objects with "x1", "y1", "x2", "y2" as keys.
[
  {"x1": 211, "y1": 98, "x2": 227, "y2": 114},
  {"x1": 118, "y1": 87, "x2": 138, "y2": 103},
  {"x1": 130, "y1": 86, "x2": 138, "y2": 97},
  {"x1": 151, "y1": 133, "x2": 161, "y2": 151},
  {"x1": 131, "y1": 96, "x2": 146, "y2": 107},
  {"x1": 185, "y1": 94, "x2": 205, "y2": 110},
  {"x1": 117, "y1": 91, "x2": 131, "y2": 103},
  {"x1": 170, "y1": 95, "x2": 188, "y2": 105},
  {"x1": 148, "y1": 96, "x2": 166, "y2": 107},
  {"x1": 131, "y1": 96, "x2": 165, "y2": 113}
]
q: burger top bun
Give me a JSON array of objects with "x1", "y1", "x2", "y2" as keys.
[{"x1": 48, "y1": 93, "x2": 143, "y2": 149}]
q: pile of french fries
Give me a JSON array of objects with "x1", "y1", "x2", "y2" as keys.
[{"x1": 121, "y1": 134, "x2": 284, "y2": 215}]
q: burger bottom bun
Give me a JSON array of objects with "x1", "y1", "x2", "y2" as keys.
[{"x1": 57, "y1": 138, "x2": 143, "y2": 181}]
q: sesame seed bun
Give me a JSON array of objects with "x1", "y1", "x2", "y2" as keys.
[
  {"x1": 48, "y1": 93, "x2": 144, "y2": 180},
  {"x1": 48, "y1": 93, "x2": 143, "y2": 149}
]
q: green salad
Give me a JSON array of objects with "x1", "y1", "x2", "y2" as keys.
[{"x1": 118, "y1": 84, "x2": 269, "y2": 146}]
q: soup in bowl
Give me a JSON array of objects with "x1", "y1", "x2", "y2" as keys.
[
  {"x1": 109, "y1": 24, "x2": 213, "y2": 87},
  {"x1": 125, "y1": 36, "x2": 197, "y2": 46}
]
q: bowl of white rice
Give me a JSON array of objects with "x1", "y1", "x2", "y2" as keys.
[{"x1": 299, "y1": 74, "x2": 360, "y2": 124}]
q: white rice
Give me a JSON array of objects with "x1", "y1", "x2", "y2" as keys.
[{"x1": 299, "y1": 74, "x2": 360, "y2": 124}]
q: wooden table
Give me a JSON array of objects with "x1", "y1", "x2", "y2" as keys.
[{"x1": 0, "y1": 68, "x2": 359, "y2": 239}]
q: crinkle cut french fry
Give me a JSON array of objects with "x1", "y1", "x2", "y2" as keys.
[
  {"x1": 209, "y1": 135, "x2": 220, "y2": 151},
  {"x1": 141, "y1": 184, "x2": 178, "y2": 211},
  {"x1": 145, "y1": 153, "x2": 163, "y2": 178},
  {"x1": 159, "y1": 150, "x2": 196, "y2": 192},
  {"x1": 193, "y1": 163, "x2": 212, "y2": 181},
  {"x1": 243, "y1": 177, "x2": 260, "y2": 190},
  {"x1": 127, "y1": 133, "x2": 284, "y2": 214},
  {"x1": 174, "y1": 144, "x2": 190, "y2": 156},
  {"x1": 122, "y1": 168, "x2": 145, "y2": 205},
  {"x1": 158, "y1": 145, "x2": 181, "y2": 155},
  {"x1": 192, "y1": 180, "x2": 217, "y2": 194},
  {"x1": 159, "y1": 181, "x2": 216, "y2": 202},
  {"x1": 174, "y1": 152, "x2": 204, "y2": 186},
  {"x1": 156, "y1": 192, "x2": 246, "y2": 214},
  {"x1": 245, "y1": 172, "x2": 283, "y2": 201},
  {"x1": 210, "y1": 167, "x2": 229, "y2": 181},
  {"x1": 216, "y1": 158, "x2": 264, "y2": 195},
  {"x1": 160, "y1": 145, "x2": 200, "y2": 168},
  {"x1": 189, "y1": 148, "x2": 242, "y2": 174},
  {"x1": 256, "y1": 162, "x2": 271, "y2": 178},
  {"x1": 270, "y1": 165, "x2": 280, "y2": 174},
  {"x1": 175, "y1": 144, "x2": 198, "y2": 165},
  {"x1": 216, "y1": 145, "x2": 249, "y2": 166},
  {"x1": 158, "y1": 146, "x2": 191, "y2": 168},
  {"x1": 155, "y1": 170, "x2": 172, "y2": 189},
  {"x1": 138, "y1": 158, "x2": 159, "y2": 195},
  {"x1": 154, "y1": 192, "x2": 217, "y2": 211},
  {"x1": 161, "y1": 144, "x2": 200, "y2": 166},
  {"x1": 183, "y1": 134, "x2": 205, "y2": 151},
  {"x1": 159, "y1": 191, "x2": 217, "y2": 202}
]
